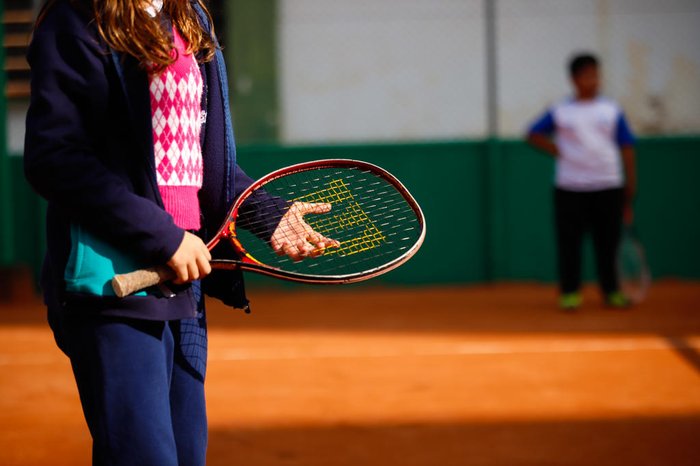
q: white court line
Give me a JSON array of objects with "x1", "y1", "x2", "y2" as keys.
[
  {"x1": 209, "y1": 336, "x2": 700, "y2": 362},
  {"x1": 2, "y1": 336, "x2": 698, "y2": 366}
]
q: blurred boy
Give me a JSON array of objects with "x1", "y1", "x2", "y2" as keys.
[{"x1": 526, "y1": 53, "x2": 637, "y2": 310}]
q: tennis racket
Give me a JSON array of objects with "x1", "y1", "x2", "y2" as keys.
[
  {"x1": 112, "y1": 159, "x2": 426, "y2": 297},
  {"x1": 617, "y1": 224, "x2": 651, "y2": 304}
]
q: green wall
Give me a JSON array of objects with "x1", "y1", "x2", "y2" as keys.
[
  {"x1": 0, "y1": 0, "x2": 11, "y2": 266},
  {"x1": 225, "y1": 0, "x2": 279, "y2": 144},
  {"x1": 235, "y1": 138, "x2": 700, "y2": 285},
  {"x1": 234, "y1": 142, "x2": 488, "y2": 285},
  {"x1": 2, "y1": 157, "x2": 45, "y2": 272},
  {"x1": 2, "y1": 139, "x2": 700, "y2": 285}
]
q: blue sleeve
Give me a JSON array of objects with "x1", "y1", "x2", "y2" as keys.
[
  {"x1": 527, "y1": 110, "x2": 556, "y2": 136},
  {"x1": 615, "y1": 112, "x2": 635, "y2": 147}
]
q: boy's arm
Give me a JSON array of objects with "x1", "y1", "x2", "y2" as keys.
[
  {"x1": 620, "y1": 145, "x2": 636, "y2": 224},
  {"x1": 616, "y1": 113, "x2": 637, "y2": 223},
  {"x1": 526, "y1": 110, "x2": 558, "y2": 157},
  {"x1": 621, "y1": 145, "x2": 636, "y2": 202},
  {"x1": 526, "y1": 133, "x2": 559, "y2": 158}
]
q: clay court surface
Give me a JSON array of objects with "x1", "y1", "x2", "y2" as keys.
[{"x1": 1, "y1": 281, "x2": 699, "y2": 465}]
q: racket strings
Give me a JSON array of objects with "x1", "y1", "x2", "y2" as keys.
[
  {"x1": 617, "y1": 229, "x2": 651, "y2": 303},
  {"x1": 233, "y1": 166, "x2": 422, "y2": 277},
  {"x1": 237, "y1": 170, "x2": 410, "y2": 236}
]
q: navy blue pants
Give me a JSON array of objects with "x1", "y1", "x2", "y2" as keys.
[
  {"x1": 554, "y1": 187, "x2": 624, "y2": 295},
  {"x1": 50, "y1": 309, "x2": 207, "y2": 466}
]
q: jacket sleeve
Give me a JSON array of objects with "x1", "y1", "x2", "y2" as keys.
[
  {"x1": 24, "y1": 30, "x2": 184, "y2": 265},
  {"x1": 232, "y1": 165, "x2": 290, "y2": 243}
]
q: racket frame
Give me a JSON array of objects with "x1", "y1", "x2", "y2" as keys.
[
  {"x1": 206, "y1": 158, "x2": 426, "y2": 284},
  {"x1": 617, "y1": 225, "x2": 651, "y2": 304}
]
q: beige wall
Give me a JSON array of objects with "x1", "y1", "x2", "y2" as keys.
[{"x1": 277, "y1": 0, "x2": 700, "y2": 143}]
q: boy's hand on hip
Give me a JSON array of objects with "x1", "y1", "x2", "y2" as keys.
[
  {"x1": 623, "y1": 185, "x2": 636, "y2": 226},
  {"x1": 168, "y1": 232, "x2": 212, "y2": 284},
  {"x1": 623, "y1": 202, "x2": 634, "y2": 226}
]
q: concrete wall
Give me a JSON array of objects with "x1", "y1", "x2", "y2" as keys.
[{"x1": 274, "y1": 0, "x2": 700, "y2": 143}]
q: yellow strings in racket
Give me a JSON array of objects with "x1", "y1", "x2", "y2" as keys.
[{"x1": 295, "y1": 179, "x2": 386, "y2": 257}]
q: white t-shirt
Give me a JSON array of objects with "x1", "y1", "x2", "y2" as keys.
[{"x1": 528, "y1": 96, "x2": 635, "y2": 191}]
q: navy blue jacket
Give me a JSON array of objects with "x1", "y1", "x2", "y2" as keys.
[{"x1": 24, "y1": 0, "x2": 255, "y2": 320}]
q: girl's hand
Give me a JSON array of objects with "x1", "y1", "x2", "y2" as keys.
[
  {"x1": 271, "y1": 202, "x2": 340, "y2": 261},
  {"x1": 167, "y1": 232, "x2": 212, "y2": 284}
]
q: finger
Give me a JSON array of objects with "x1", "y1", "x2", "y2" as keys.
[
  {"x1": 298, "y1": 202, "x2": 332, "y2": 215},
  {"x1": 311, "y1": 233, "x2": 339, "y2": 249},
  {"x1": 303, "y1": 232, "x2": 329, "y2": 256},
  {"x1": 305, "y1": 230, "x2": 324, "y2": 245},
  {"x1": 198, "y1": 255, "x2": 212, "y2": 277},
  {"x1": 310, "y1": 242, "x2": 326, "y2": 257},
  {"x1": 302, "y1": 225, "x2": 337, "y2": 246},
  {"x1": 293, "y1": 240, "x2": 313, "y2": 259},
  {"x1": 282, "y1": 243, "x2": 302, "y2": 262},
  {"x1": 300, "y1": 229, "x2": 333, "y2": 255},
  {"x1": 172, "y1": 264, "x2": 189, "y2": 285},
  {"x1": 187, "y1": 261, "x2": 200, "y2": 281},
  {"x1": 319, "y1": 234, "x2": 339, "y2": 247},
  {"x1": 274, "y1": 241, "x2": 288, "y2": 256},
  {"x1": 297, "y1": 239, "x2": 314, "y2": 257}
]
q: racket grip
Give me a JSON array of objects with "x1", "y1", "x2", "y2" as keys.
[{"x1": 112, "y1": 267, "x2": 174, "y2": 298}]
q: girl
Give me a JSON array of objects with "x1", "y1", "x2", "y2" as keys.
[{"x1": 24, "y1": 1, "x2": 332, "y2": 464}]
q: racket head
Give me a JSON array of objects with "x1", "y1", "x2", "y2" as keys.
[
  {"x1": 214, "y1": 159, "x2": 426, "y2": 284},
  {"x1": 617, "y1": 226, "x2": 651, "y2": 303}
]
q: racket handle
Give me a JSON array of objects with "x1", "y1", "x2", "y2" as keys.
[{"x1": 112, "y1": 267, "x2": 174, "y2": 298}]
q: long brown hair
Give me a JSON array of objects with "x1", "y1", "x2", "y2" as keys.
[{"x1": 37, "y1": 0, "x2": 217, "y2": 74}]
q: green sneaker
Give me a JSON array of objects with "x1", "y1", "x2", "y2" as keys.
[
  {"x1": 559, "y1": 292, "x2": 582, "y2": 310},
  {"x1": 606, "y1": 291, "x2": 631, "y2": 308}
]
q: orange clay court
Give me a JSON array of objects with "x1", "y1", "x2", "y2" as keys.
[{"x1": 1, "y1": 280, "x2": 699, "y2": 466}]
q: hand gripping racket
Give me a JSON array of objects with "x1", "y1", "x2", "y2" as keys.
[{"x1": 112, "y1": 159, "x2": 426, "y2": 297}]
